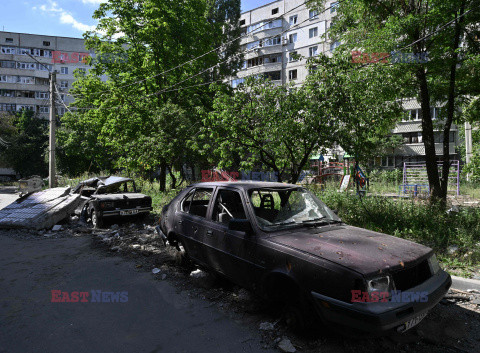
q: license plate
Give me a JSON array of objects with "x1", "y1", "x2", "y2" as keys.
[
  {"x1": 398, "y1": 312, "x2": 428, "y2": 333},
  {"x1": 120, "y1": 210, "x2": 138, "y2": 216}
]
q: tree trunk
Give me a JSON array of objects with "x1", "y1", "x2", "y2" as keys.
[
  {"x1": 169, "y1": 166, "x2": 177, "y2": 190},
  {"x1": 440, "y1": 3, "x2": 465, "y2": 200},
  {"x1": 416, "y1": 67, "x2": 442, "y2": 201},
  {"x1": 159, "y1": 159, "x2": 167, "y2": 192}
]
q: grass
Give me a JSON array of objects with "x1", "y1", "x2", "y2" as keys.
[{"x1": 311, "y1": 185, "x2": 480, "y2": 278}]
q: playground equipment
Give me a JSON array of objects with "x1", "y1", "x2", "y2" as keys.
[
  {"x1": 400, "y1": 161, "x2": 460, "y2": 196},
  {"x1": 315, "y1": 162, "x2": 345, "y2": 183}
]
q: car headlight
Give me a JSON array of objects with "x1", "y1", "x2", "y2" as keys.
[
  {"x1": 428, "y1": 254, "x2": 441, "y2": 275},
  {"x1": 367, "y1": 275, "x2": 394, "y2": 293}
]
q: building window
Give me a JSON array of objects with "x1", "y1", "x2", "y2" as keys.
[
  {"x1": 289, "y1": 33, "x2": 297, "y2": 43},
  {"x1": 39, "y1": 106, "x2": 50, "y2": 114},
  {"x1": 265, "y1": 36, "x2": 281, "y2": 46},
  {"x1": 60, "y1": 80, "x2": 69, "y2": 89},
  {"x1": 330, "y1": 41, "x2": 340, "y2": 51},
  {"x1": 272, "y1": 8, "x2": 279, "y2": 15},
  {"x1": 247, "y1": 40, "x2": 260, "y2": 50},
  {"x1": 17, "y1": 62, "x2": 37, "y2": 70},
  {"x1": 289, "y1": 69, "x2": 298, "y2": 80},
  {"x1": 5, "y1": 38, "x2": 13, "y2": 43},
  {"x1": 231, "y1": 78, "x2": 245, "y2": 88},
  {"x1": 309, "y1": 46, "x2": 318, "y2": 57},
  {"x1": 1, "y1": 46, "x2": 16, "y2": 54},
  {"x1": 289, "y1": 51, "x2": 298, "y2": 62},
  {"x1": 289, "y1": 15, "x2": 297, "y2": 26},
  {"x1": 331, "y1": 1, "x2": 339, "y2": 13},
  {"x1": 0, "y1": 60, "x2": 15, "y2": 68},
  {"x1": 0, "y1": 89, "x2": 15, "y2": 97},
  {"x1": 58, "y1": 107, "x2": 66, "y2": 116},
  {"x1": 0, "y1": 103, "x2": 16, "y2": 111},
  {"x1": 381, "y1": 156, "x2": 395, "y2": 167},
  {"x1": 19, "y1": 48, "x2": 31, "y2": 55},
  {"x1": 264, "y1": 71, "x2": 281, "y2": 81},
  {"x1": 309, "y1": 9, "x2": 319, "y2": 19},
  {"x1": 38, "y1": 64, "x2": 52, "y2": 71},
  {"x1": 43, "y1": 41, "x2": 51, "y2": 46},
  {"x1": 18, "y1": 76, "x2": 34, "y2": 84},
  {"x1": 35, "y1": 91, "x2": 49, "y2": 99},
  {"x1": 61, "y1": 67, "x2": 69, "y2": 74},
  {"x1": 240, "y1": 19, "x2": 245, "y2": 26},
  {"x1": 16, "y1": 105, "x2": 34, "y2": 112},
  {"x1": 309, "y1": 27, "x2": 318, "y2": 38}
]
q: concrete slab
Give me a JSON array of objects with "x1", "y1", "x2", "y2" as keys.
[{"x1": 0, "y1": 187, "x2": 81, "y2": 230}]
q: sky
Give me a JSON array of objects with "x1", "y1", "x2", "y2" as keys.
[{"x1": 0, "y1": 0, "x2": 274, "y2": 39}]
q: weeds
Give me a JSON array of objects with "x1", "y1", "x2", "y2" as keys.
[{"x1": 312, "y1": 186, "x2": 480, "y2": 277}]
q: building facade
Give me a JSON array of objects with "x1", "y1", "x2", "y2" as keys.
[
  {"x1": 234, "y1": 1, "x2": 460, "y2": 166},
  {"x1": 0, "y1": 31, "x2": 91, "y2": 119}
]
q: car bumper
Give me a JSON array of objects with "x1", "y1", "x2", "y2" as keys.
[
  {"x1": 101, "y1": 207, "x2": 152, "y2": 217},
  {"x1": 311, "y1": 270, "x2": 451, "y2": 333}
]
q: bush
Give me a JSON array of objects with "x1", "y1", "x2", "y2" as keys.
[{"x1": 312, "y1": 188, "x2": 480, "y2": 276}]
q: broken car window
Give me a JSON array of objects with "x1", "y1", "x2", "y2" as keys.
[
  {"x1": 212, "y1": 189, "x2": 247, "y2": 225},
  {"x1": 182, "y1": 188, "x2": 213, "y2": 218},
  {"x1": 249, "y1": 188, "x2": 340, "y2": 230}
]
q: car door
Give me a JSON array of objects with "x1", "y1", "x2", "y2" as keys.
[
  {"x1": 202, "y1": 187, "x2": 258, "y2": 289},
  {"x1": 175, "y1": 187, "x2": 214, "y2": 264}
]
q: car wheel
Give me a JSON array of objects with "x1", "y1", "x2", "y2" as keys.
[
  {"x1": 91, "y1": 208, "x2": 103, "y2": 228},
  {"x1": 175, "y1": 241, "x2": 195, "y2": 271}
]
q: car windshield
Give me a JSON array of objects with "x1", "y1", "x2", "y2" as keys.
[
  {"x1": 97, "y1": 181, "x2": 136, "y2": 194},
  {"x1": 248, "y1": 187, "x2": 341, "y2": 230}
]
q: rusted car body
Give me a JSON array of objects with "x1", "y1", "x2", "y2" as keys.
[
  {"x1": 159, "y1": 182, "x2": 451, "y2": 333},
  {"x1": 74, "y1": 176, "x2": 152, "y2": 227}
]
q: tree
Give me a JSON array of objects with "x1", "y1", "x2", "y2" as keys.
[
  {"x1": 303, "y1": 54, "x2": 403, "y2": 166},
  {"x1": 206, "y1": 77, "x2": 336, "y2": 183},
  {"x1": 59, "y1": 0, "x2": 242, "y2": 189},
  {"x1": 1, "y1": 110, "x2": 48, "y2": 177},
  {"x1": 312, "y1": 0, "x2": 480, "y2": 202}
]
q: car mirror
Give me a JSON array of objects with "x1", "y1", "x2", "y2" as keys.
[{"x1": 228, "y1": 219, "x2": 252, "y2": 235}]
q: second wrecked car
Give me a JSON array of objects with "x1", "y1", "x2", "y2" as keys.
[{"x1": 74, "y1": 176, "x2": 152, "y2": 227}]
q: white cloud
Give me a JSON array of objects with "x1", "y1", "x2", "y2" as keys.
[
  {"x1": 35, "y1": 0, "x2": 97, "y2": 33},
  {"x1": 60, "y1": 13, "x2": 96, "y2": 32},
  {"x1": 81, "y1": 0, "x2": 107, "y2": 4}
]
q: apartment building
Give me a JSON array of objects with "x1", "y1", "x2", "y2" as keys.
[
  {"x1": 234, "y1": 1, "x2": 459, "y2": 166},
  {"x1": 0, "y1": 31, "x2": 91, "y2": 119}
]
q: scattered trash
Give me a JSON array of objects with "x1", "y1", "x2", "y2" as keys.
[
  {"x1": 161, "y1": 274, "x2": 167, "y2": 280},
  {"x1": 466, "y1": 289, "x2": 480, "y2": 294},
  {"x1": 152, "y1": 268, "x2": 161, "y2": 274},
  {"x1": 277, "y1": 338, "x2": 296, "y2": 353},
  {"x1": 111, "y1": 224, "x2": 120, "y2": 230},
  {"x1": 234, "y1": 288, "x2": 251, "y2": 302},
  {"x1": 447, "y1": 205, "x2": 459, "y2": 214},
  {"x1": 52, "y1": 225, "x2": 62, "y2": 232},
  {"x1": 448, "y1": 245, "x2": 459, "y2": 255},
  {"x1": 190, "y1": 269, "x2": 208, "y2": 279},
  {"x1": 472, "y1": 298, "x2": 480, "y2": 306},
  {"x1": 259, "y1": 322, "x2": 275, "y2": 331}
]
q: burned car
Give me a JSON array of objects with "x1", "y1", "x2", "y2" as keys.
[
  {"x1": 159, "y1": 182, "x2": 451, "y2": 333},
  {"x1": 74, "y1": 176, "x2": 152, "y2": 227}
]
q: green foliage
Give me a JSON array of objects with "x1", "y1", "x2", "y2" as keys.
[
  {"x1": 315, "y1": 188, "x2": 480, "y2": 276},
  {"x1": 58, "y1": 0, "x2": 242, "y2": 187},
  {"x1": 206, "y1": 77, "x2": 330, "y2": 183},
  {"x1": 310, "y1": 0, "x2": 480, "y2": 201},
  {"x1": 0, "y1": 110, "x2": 48, "y2": 177},
  {"x1": 303, "y1": 53, "x2": 404, "y2": 163},
  {"x1": 368, "y1": 169, "x2": 403, "y2": 185}
]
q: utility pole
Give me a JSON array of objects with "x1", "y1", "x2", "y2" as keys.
[
  {"x1": 49, "y1": 71, "x2": 56, "y2": 188},
  {"x1": 465, "y1": 122, "x2": 473, "y2": 182}
]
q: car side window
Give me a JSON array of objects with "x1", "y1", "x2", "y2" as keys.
[
  {"x1": 182, "y1": 188, "x2": 213, "y2": 218},
  {"x1": 212, "y1": 189, "x2": 247, "y2": 225}
]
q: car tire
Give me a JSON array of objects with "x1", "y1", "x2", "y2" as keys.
[
  {"x1": 91, "y1": 208, "x2": 103, "y2": 228},
  {"x1": 175, "y1": 241, "x2": 195, "y2": 271}
]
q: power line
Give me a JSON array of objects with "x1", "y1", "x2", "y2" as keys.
[{"x1": 69, "y1": 1, "x2": 310, "y2": 98}]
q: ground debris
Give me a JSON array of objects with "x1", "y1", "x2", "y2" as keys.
[
  {"x1": 259, "y1": 322, "x2": 275, "y2": 331},
  {"x1": 277, "y1": 338, "x2": 296, "y2": 353}
]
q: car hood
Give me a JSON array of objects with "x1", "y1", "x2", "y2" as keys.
[
  {"x1": 266, "y1": 225, "x2": 432, "y2": 276},
  {"x1": 92, "y1": 193, "x2": 150, "y2": 200}
]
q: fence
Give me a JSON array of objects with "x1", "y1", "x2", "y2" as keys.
[{"x1": 401, "y1": 161, "x2": 460, "y2": 196}]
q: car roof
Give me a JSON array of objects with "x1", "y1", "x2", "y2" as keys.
[{"x1": 189, "y1": 181, "x2": 300, "y2": 190}]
